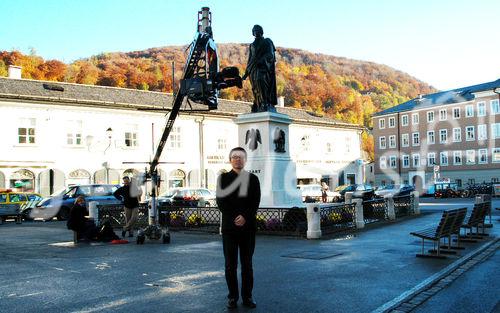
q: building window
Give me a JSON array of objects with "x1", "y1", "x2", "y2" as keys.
[
  {"x1": 439, "y1": 109, "x2": 447, "y2": 121},
  {"x1": 477, "y1": 101, "x2": 486, "y2": 116},
  {"x1": 124, "y1": 124, "x2": 139, "y2": 147},
  {"x1": 326, "y1": 142, "x2": 332, "y2": 153},
  {"x1": 379, "y1": 119, "x2": 385, "y2": 129},
  {"x1": 493, "y1": 148, "x2": 500, "y2": 163},
  {"x1": 465, "y1": 126, "x2": 475, "y2": 141},
  {"x1": 452, "y1": 128, "x2": 461, "y2": 142},
  {"x1": 401, "y1": 115, "x2": 408, "y2": 126},
  {"x1": 380, "y1": 156, "x2": 387, "y2": 169},
  {"x1": 412, "y1": 154, "x2": 420, "y2": 167},
  {"x1": 492, "y1": 123, "x2": 500, "y2": 139},
  {"x1": 217, "y1": 138, "x2": 227, "y2": 151},
  {"x1": 401, "y1": 133, "x2": 409, "y2": 147},
  {"x1": 18, "y1": 118, "x2": 36, "y2": 144},
  {"x1": 439, "y1": 129, "x2": 448, "y2": 144},
  {"x1": 478, "y1": 149, "x2": 487, "y2": 164},
  {"x1": 492, "y1": 178, "x2": 499, "y2": 183},
  {"x1": 453, "y1": 107, "x2": 460, "y2": 119},
  {"x1": 389, "y1": 156, "x2": 397, "y2": 168},
  {"x1": 427, "y1": 152, "x2": 436, "y2": 166},
  {"x1": 66, "y1": 120, "x2": 83, "y2": 146},
  {"x1": 456, "y1": 179, "x2": 462, "y2": 187},
  {"x1": 478, "y1": 124, "x2": 487, "y2": 140},
  {"x1": 168, "y1": 126, "x2": 182, "y2": 149},
  {"x1": 402, "y1": 155, "x2": 410, "y2": 168},
  {"x1": 465, "y1": 105, "x2": 474, "y2": 117},
  {"x1": 468, "y1": 179, "x2": 475, "y2": 185},
  {"x1": 491, "y1": 99, "x2": 500, "y2": 115},
  {"x1": 389, "y1": 135, "x2": 396, "y2": 148},
  {"x1": 427, "y1": 130, "x2": 435, "y2": 144},
  {"x1": 412, "y1": 113, "x2": 419, "y2": 125},
  {"x1": 453, "y1": 151, "x2": 462, "y2": 165},
  {"x1": 388, "y1": 117, "x2": 395, "y2": 128},
  {"x1": 379, "y1": 136, "x2": 386, "y2": 149},
  {"x1": 412, "y1": 132, "x2": 420, "y2": 146},
  {"x1": 427, "y1": 111, "x2": 434, "y2": 123},
  {"x1": 440, "y1": 151, "x2": 448, "y2": 166},
  {"x1": 466, "y1": 150, "x2": 475, "y2": 164}
]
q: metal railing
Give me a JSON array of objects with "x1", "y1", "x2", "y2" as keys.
[
  {"x1": 393, "y1": 195, "x2": 414, "y2": 218},
  {"x1": 319, "y1": 203, "x2": 356, "y2": 235},
  {"x1": 362, "y1": 198, "x2": 387, "y2": 224}
]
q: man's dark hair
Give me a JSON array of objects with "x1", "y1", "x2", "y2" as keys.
[
  {"x1": 123, "y1": 176, "x2": 130, "y2": 180},
  {"x1": 229, "y1": 147, "x2": 247, "y2": 159},
  {"x1": 252, "y1": 24, "x2": 263, "y2": 36}
]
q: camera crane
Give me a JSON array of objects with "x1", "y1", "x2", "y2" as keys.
[{"x1": 135, "y1": 7, "x2": 242, "y2": 244}]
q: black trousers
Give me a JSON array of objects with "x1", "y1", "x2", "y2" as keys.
[{"x1": 222, "y1": 231, "x2": 256, "y2": 300}]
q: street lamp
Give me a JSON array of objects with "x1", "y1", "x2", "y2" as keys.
[{"x1": 104, "y1": 127, "x2": 113, "y2": 155}]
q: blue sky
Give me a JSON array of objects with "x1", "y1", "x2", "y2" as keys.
[{"x1": 1, "y1": 0, "x2": 498, "y2": 90}]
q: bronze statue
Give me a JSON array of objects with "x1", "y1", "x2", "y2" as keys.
[{"x1": 242, "y1": 25, "x2": 277, "y2": 113}]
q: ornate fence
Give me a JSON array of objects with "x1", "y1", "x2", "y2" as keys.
[
  {"x1": 362, "y1": 198, "x2": 387, "y2": 223},
  {"x1": 96, "y1": 194, "x2": 416, "y2": 237},
  {"x1": 319, "y1": 203, "x2": 356, "y2": 235},
  {"x1": 393, "y1": 195, "x2": 414, "y2": 218}
]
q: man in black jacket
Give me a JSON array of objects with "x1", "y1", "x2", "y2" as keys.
[
  {"x1": 216, "y1": 147, "x2": 261, "y2": 309},
  {"x1": 113, "y1": 176, "x2": 142, "y2": 238}
]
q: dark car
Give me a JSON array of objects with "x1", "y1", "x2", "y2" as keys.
[
  {"x1": 157, "y1": 188, "x2": 216, "y2": 207},
  {"x1": 339, "y1": 184, "x2": 375, "y2": 201},
  {"x1": 32, "y1": 184, "x2": 120, "y2": 220},
  {"x1": 375, "y1": 184, "x2": 415, "y2": 198}
]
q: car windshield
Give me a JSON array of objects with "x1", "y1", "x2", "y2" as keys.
[
  {"x1": 51, "y1": 187, "x2": 68, "y2": 197},
  {"x1": 161, "y1": 189, "x2": 179, "y2": 198}
]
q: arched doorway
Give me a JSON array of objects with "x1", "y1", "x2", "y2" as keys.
[
  {"x1": 67, "y1": 169, "x2": 91, "y2": 186},
  {"x1": 0, "y1": 171, "x2": 5, "y2": 189},
  {"x1": 412, "y1": 175, "x2": 424, "y2": 194},
  {"x1": 38, "y1": 169, "x2": 66, "y2": 196},
  {"x1": 123, "y1": 168, "x2": 140, "y2": 179},
  {"x1": 168, "y1": 169, "x2": 185, "y2": 189},
  {"x1": 10, "y1": 169, "x2": 35, "y2": 192},
  {"x1": 94, "y1": 169, "x2": 120, "y2": 184},
  {"x1": 206, "y1": 169, "x2": 216, "y2": 191},
  {"x1": 187, "y1": 170, "x2": 200, "y2": 187}
]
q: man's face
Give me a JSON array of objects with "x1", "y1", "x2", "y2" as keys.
[
  {"x1": 230, "y1": 151, "x2": 247, "y2": 171},
  {"x1": 123, "y1": 178, "x2": 130, "y2": 185}
]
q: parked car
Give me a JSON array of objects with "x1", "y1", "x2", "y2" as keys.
[
  {"x1": 297, "y1": 184, "x2": 341, "y2": 203},
  {"x1": 375, "y1": 184, "x2": 415, "y2": 198},
  {"x1": 339, "y1": 184, "x2": 375, "y2": 201},
  {"x1": 156, "y1": 188, "x2": 216, "y2": 207},
  {"x1": 0, "y1": 189, "x2": 43, "y2": 221},
  {"x1": 33, "y1": 184, "x2": 120, "y2": 221}
]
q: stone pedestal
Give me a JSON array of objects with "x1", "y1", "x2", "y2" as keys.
[{"x1": 235, "y1": 112, "x2": 303, "y2": 208}]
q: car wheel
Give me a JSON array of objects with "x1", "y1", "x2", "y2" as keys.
[
  {"x1": 56, "y1": 206, "x2": 70, "y2": 221},
  {"x1": 23, "y1": 208, "x2": 34, "y2": 221}
]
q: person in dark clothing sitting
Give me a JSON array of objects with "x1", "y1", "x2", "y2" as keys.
[{"x1": 67, "y1": 196, "x2": 98, "y2": 242}]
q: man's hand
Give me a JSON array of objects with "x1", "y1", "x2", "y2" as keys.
[{"x1": 234, "y1": 214, "x2": 246, "y2": 227}]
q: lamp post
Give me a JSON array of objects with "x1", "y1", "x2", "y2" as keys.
[{"x1": 104, "y1": 127, "x2": 113, "y2": 155}]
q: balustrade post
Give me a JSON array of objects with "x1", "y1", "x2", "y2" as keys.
[
  {"x1": 386, "y1": 196, "x2": 396, "y2": 220},
  {"x1": 411, "y1": 191, "x2": 420, "y2": 215},
  {"x1": 88, "y1": 201, "x2": 99, "y2": 226},
  {"x1": 306, "y1": 203, "x2": 321, "y2": 239},
  {"x1": 353, "y1": 199, "x2": 364, "y2": 229}
]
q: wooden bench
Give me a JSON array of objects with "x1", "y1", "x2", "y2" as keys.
[
  {"x1": 437, "y1": 207, "x2": 467, "y2": 253},
  {"x1": 459, "y1": 202, "x2": 489, "y2": 242},
  {"x1": 410, "y1": 208, "x2": 464, "y2": 259}
]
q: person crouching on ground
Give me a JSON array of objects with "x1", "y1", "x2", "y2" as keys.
[
  {"x1": 216, "y1": 147, "x2": 261, "y2": 309},
  {"x1": 67, "y1": 196, "x2": 98, "y2": 242},
  {"x1": 113, "y1": 176, "x2": 142, "y2": 238}
]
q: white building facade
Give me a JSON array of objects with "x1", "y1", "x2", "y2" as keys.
[{"x1": 0, "y1": 75, "x2": 364, "y2": 197}]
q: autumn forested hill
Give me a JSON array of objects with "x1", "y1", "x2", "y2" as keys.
[{"x1": 0, "y1": 45, "x2": 436, "y2": 159}]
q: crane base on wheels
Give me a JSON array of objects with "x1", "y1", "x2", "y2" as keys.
[{"x1": 136, "y1": 224, "x2": 170, "y2": 245}]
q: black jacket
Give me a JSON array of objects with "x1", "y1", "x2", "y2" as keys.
[
  {"x1": 216, "y1": 170, "x2": 261, "y2": 233},
  {"x1": 113, "y1": 185, "x2": 140, "y2": 209},
  {"x1": 67, "y1": 204, "x2": 88, "y2": 232}
]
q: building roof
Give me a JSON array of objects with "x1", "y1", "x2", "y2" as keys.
[
  {"x1": 0, "y1": 77, "x2": 363, "y2": 130},
  {"x1": 373, "y1": 78, "x2": 500, "y2": 117}
]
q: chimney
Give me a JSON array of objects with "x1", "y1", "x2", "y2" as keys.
[
  {"x1": 277, "y1": 96, "x2": 285, "y2": 107},
  {"x1": 8, "y1": 65, "x2": 22, "y2": 79}
]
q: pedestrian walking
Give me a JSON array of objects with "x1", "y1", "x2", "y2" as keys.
[{"x1": 113, "y1": 176, "x2": 142, "y2": 238}]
